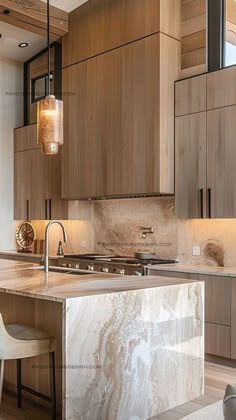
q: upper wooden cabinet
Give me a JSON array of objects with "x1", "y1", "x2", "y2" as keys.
[
  {"x1": 175, "y1": 74, "x2": 206, "y2": 116},
  {"x1": 62, "y1": 33, "x2": 179, "y2": 199},
  {"x1": 175, "y1": 112, "x2": 207, "y2": 218},
  {"x1": 175, "y1": 65, "x2": 236, "y2": 219},
  {"x1": 14, "y1": 125, "x2": 68, "y2": 220},
  {"x1": 62, "y1": 0, "x2": 180, "y2": 67},
  {"x1": 207, "y1": 66, "x2": 236, "y2": 109}
]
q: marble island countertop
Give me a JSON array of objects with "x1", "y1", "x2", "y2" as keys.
[
  {"x1": 0, "y1": 259, "x2": 200, "y2": 303},
  {"x1": 147, "y1": 263, "x2": 236, "y2": 277}
]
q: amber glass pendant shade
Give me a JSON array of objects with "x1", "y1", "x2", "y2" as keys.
[{"x1": 37, "y1": 95, "x2": 63, "y2": 155}]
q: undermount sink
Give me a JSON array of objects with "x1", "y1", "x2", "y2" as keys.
[{"x1": 29, "y1": 266, "x2": 93, "y2": 275}]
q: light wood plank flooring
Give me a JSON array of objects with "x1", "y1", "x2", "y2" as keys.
[{"x1": 0, "y1": 362, "x2": 235, "y2": 419}]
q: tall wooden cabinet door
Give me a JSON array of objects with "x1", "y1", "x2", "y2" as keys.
[
  {"x1": 29, "y1": 148, "x2": 48, "y2": 220},
  {"x1": 14, "y1": 151, "x2": 30, "y2": 220},
  {"x1": 175, "y1": 112, "x2": 207, "y2": 218},
  {"x1": 48, "y1": 151, "x2": 68, "y2": 220},
  {"x1": 207, "y1": 106, "x2": 236, "y2": 218},
  {"x1": 62, "y1": 57, "x2": 105, "y2": 199}
]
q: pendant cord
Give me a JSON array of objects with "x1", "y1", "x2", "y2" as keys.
[{"x1": 47, "y1": 0, "x2": 50, "y2": 96}]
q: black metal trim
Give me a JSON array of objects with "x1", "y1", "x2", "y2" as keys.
[
  {"x1": 31, "y1": 73, "x2": 51, "y2": 104},
  {"x1": 207, "y1": 0, "x2": 225, "y2": 71},
  {"x1": 23, "y1": 41, "x2": 62, "y2": 125}
]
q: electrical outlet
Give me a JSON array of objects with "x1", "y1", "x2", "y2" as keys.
[
  {"x1": 192, "y1": 246, "x2": 201, "y2": 256},
  {"x1": 81, "y1": 240, "x2": 87, "y2": 249}
]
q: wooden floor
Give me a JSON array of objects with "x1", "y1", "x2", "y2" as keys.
[{"x1": 0, "y1": 362, "x2": 235, "y2": 419}]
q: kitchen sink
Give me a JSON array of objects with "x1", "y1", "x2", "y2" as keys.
[{"x1": 29, "y1": 266, "x2": 93, "y2": 275}]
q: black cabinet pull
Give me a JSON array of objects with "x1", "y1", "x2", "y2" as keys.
[
  {"x1": 45, "y1": 199, "x2": 48, "y2": 220},
  {"x1": 208, "y1": 188, "x2": 212, "y2": 219},
  {"x1": 26, "y1": 200, "x2": 30, "y2": 220},
  {"x1": 200, "y1": 189, "x2": 203, "y2": 219},
  {"x1": 49, "y1": 199, "x2": 52, "y2": 220}
]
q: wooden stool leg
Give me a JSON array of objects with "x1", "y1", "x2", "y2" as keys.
[
  {"x1": 17, "y1": 359, "x2": 22, "y2": 408},
  {"x1": 0, "y1": 359, "x2": 4, "y2": 405},
  {"x1": 49, "y1": 352, "x2": 56, "y2": 420}
]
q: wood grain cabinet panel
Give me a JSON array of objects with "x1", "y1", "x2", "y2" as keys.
[
  {"x1": 207, "y1": 66, "x2": 236, "y2": 109},
  {"x1": 14, "y1": 125, "x2": 38, "y2": 152},
  {"x1": 29, "y1": 148, "x2": 48, "y2": 220},
  {"x1": 190, "y1": 273, "x2": 231, "y2": 326},
  {"x1": 175, "y1": 74, "x2": 206, "y2": 116},
  {"x1": 62, "y1": 0, "x2": 180, "y2": 67},
  {"x1": 175, "y1": 112, "x2": 207, "y2": 218},
  {"x1": 14, "y1": 151, "x2": 30, "y2": 220},
  {"x1": 205, "y1": 323, "x2": 231, "y2": 358},
  {"x1": 231, "y1": 278, "x2": 236, "y2": 359},
  {"x1": 207, "y1": 106, "x2": 236, "y2": 218},
  {"x1": 14, "y1": 130, "x2": 68, "y2": 220},
  {"x1": 62, "y1": 33, "x2": 179, "y2": 199}
]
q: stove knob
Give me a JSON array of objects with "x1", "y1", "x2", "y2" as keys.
[
  {"x1": 75, "y1": 264, "x2": 80, "y2": 269},
  {"x1": 133, "y1": 271, "x2": 143, "y2": 276},
  {"x1": 68, "y1": 264, "x2": 72, "y2": 268},
  {"x1": 115, "y1": 269, "x2": 125, "y2": 275},
  {"x1": 61, "y1": 263, "x2": 67, "y2": 268},
  {"x1": 101, "y1": 267, "x2": 109, "y2": 273},
  {"x1": 87, "y1": 265, "x2": 94, "y2": 271}
]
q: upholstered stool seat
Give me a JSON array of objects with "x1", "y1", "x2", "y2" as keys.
[{"x1": 0, "y1": 314, "x2": 57, "y2": 419}]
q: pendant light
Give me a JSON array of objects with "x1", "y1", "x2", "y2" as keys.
[{"x1": 37, "y1": 0, "x2": 63, "y2": 155}]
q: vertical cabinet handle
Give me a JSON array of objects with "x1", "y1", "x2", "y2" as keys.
[
  {"x1": 200, "y1": 189, "x2": 204, "y2": 219},
  {"x1": 45, "y1": 199, "x2": 48, "y2": 220},
  {"x1": 26, "y1": 200, "x2": 30, "y2": 220},
  {"x1": 49, "y1": 199, "x2": 52, "y2": 220},
  {"x1": 208, "y1": 188, "x2": 212, "y2": 219}
]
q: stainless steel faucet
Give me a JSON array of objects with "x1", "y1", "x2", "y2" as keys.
[{"x1": 44, "y1": 221, "x2": 68, "y2": 273}]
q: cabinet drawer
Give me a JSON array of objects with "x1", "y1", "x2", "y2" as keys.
[
  {"x1": 147, "y1": 270, "x2": 190, "y2": 279},
  {"x1": 205, "y1": 323, "x2": 231, "y2": 358},
  {"x1": 207, "y1": 66, "x2": 236, "y2": 109},
  {"x1": 175, "y1": 74, "x2": 206, "y2": 116},
  {"x1": 190, "y1": 274, "x2": 231, "y2": 326}
]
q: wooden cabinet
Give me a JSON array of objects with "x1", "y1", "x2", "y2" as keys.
[
  {"x1": 62, "y1": 0, "x2": 181, "y2": 68},
  {"x1": 175, "y1": 74, "x2": 206, "y2": 117},
  {"x1": 207, "y1": 66, "x2": 236, "y2": 110},
  {"x1": 14, "y1": 126, "x2": 68, "y2": 220},
  {"x1": 175, "y1": 68, "x2": 236, "y2": 219},
  {"x1": 205, "y1": 323, "x2": 231, "y2": 359},
  {"x1": 207, "y1": 106, "x2": 236, "y2": 218},
  {"x1": 62, "y1": 33, "x2": 179, "y2": 199},
  {"x1": 14, "y1": 151, "x2": 30, "y2": 220},
  {"x1": 175, "y1": 112, "x2": 207, "y2": 218},
  {"x1": 190, "y1": 273, "x2": 231, "y2": 326}
]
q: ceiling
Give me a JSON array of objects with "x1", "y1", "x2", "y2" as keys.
[
  {"x1": 41, "y1": 0, "x2": 88, "y2": 12},
  {"x1": 0, "y1": 1, "x2": 88, "y2": 63},
  {"x1": 0, "y1": 21, "x2": 47, "y2": 62}
]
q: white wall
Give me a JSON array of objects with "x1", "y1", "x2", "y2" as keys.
[{"x1": 0, "y1": 57, "x2": 23, "y2": 250}]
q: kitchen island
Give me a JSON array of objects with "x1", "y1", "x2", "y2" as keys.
[{"x1": 0, "y1": 260, "x2": 204, "y2": 419}]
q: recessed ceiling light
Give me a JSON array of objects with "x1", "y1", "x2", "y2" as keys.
[{"x1": 19, "y1": 42, "x2": 28, "y2": 48}]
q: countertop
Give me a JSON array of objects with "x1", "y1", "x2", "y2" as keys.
[
  {"x1": 147, "y1": 263, "x2": 236, "y2": 277},
  {"x1": 0, "y1": 259, "x2": 199, "y2": 303}
]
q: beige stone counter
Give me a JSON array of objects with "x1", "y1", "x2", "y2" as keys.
[
  {"x1": 0, "y1": 259, "x2": 204, "y2": 419},
  {"x1": 146, "y1": 263, "x2": 236, "y2": 277}
]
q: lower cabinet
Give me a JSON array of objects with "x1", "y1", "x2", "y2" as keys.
[{"x1": 148, "y1": 269, "x2": 234, "y2": 359}]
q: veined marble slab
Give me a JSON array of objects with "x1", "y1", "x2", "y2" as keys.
[
  {"x1": 147, "y1": 263, "x2": 236, "y2": 277},
  {"x1": 64, "y1": 281, "x2": 204, "y2": 419}
]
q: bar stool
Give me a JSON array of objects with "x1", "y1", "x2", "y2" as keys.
[{"x1": 0, "y1": 313, "x2": 57, "y2": 419}]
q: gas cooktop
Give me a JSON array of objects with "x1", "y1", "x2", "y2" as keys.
[{"x1": 61, "y1": 254, "x2": 176, "y2": 276}]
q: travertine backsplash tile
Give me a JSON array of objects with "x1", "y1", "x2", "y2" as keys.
[
  {"x1": 13, "y1": 198, "x2": 236, "y2": 267},
  {"x1": 93, "y1": 197, "x2": 178, "y2": 258}
]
